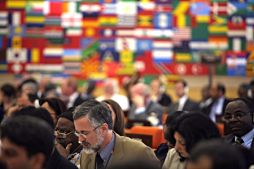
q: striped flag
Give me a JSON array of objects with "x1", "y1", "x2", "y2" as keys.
[
  {"x1": 61, "y1": 13, "x2": 82, "y2": 28},
  {"x1": 173, "y1": 28, "x2": 191, "y2": 43},
  {"x1": 118, "y1": 15, "x2": 136, "y2": 27},
  {"x1": 152, "y1": 40, "x2": 173, "y2": 63},
  {"x1": 226, "y1": 52, "x2": 247, "y2": 76},
  {"x1": 26, "y1": 64, "x2": 63, "y2": 73},
  {"x1": 99, "y1": 15, "x2": 118, "y2": 27},
  {"x1": 63, "y1": 62, "x2": 81, "y2": 75},
  {"x1": 0, "y1": 12, "x2": 8, "y2": 35},
  {"x1": 27, "y1": 48, "x2": 40, "y2": 63},
  {"x1": 6, "y1": 0, "x2": 26, "y2": 9},
  {"x1": 101, "y1": 4, "x2": 117, "y2": 15},
  {"x1": 63, "y1": 49, "x2": 81, "y2": 62}
]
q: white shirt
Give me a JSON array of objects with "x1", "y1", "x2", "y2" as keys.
[
  {"x1": 68, "y1": 92, "x2": 79, "y2": 108},
  {"x1": 210, "y1": 96, "x2": 225, "y2": 122},
  {"x1": 96, "y1": 94, "x2": 130, "y2": 111},
  {"x1": 178, "y1": 95, "x2": 188, "y2": 111}
]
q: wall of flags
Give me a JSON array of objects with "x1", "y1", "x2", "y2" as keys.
[{"x1": 0, "y1": 0, "x2": 254, "y2": 78}]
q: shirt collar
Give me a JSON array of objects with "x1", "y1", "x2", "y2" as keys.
[
  {"x1": 241, "y1": 128, "x2": 254, "y2": 148},
  {"x1": 99, "y1": 132, "x2": 115, "y2": 162}
]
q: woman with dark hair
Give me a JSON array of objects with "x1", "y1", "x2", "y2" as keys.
[
  {"x1": 102, "y1": 99, "x2": 125, "y2": 136},
  {"x1": 162, "y1": 113, "x2": 220, "y2": 169},
  {"x1": 40, "y1": 98, "x2": 67, "y2": 124}
]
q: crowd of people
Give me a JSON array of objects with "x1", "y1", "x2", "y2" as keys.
[{"x1": 0, "y1": 75, "x2": 254, "y2": 169}]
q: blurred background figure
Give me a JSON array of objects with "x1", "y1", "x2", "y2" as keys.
[
  {"x1": 40, "y1": 98, "x2": 67, "y2": 125},
  {"x1": 150, "y1": 78, "x2": 172, "y2": 110},
  {"x1": 187, "y1": 140, "x2": 246, "y2": 169},
  {"x1": 202, "y1": 83, "x2": 230, "y2": 123},
  {"x1": 0, "y1": 83, "x2": 16, "y2": 122},
  {"x1": 102, "y1": 99, "x2": 125, "y2": 136},
  {"x1": 128, "y1": 82, "x2": 164, "y2": 126},
  {"x1": 169, "y1": 79, "x2": 200, "y2": 113},
  {"x1": 81, "y1": 80, "x2": 96, "y2": 100},
  {"x1": 237, "y1": 83, "x2": 250, "y2": 98},
  {"x1": 199, "y1": 85, "x2": 212, "y2": 111},
  {"x1": 96, "y1": 79, "x2": 129, "y2": 112},
  {"x1": 61, "y1": 77, "x2": 84, "y2": 108}
]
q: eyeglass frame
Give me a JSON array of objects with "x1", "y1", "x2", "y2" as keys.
[
  {"x1": 54, "y1": 130, "x2": 75, "y2": 138},
  {"x1": 74, "y1": 124, "x2": 102, "y2": 138}
]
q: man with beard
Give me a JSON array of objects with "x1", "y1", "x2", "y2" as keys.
[
  {"x1": 223, "y1": 98, "x2": 254, "y2": 150},
  {"x1": 73, "y1": 99, "x2": 160, "y2": 169}
]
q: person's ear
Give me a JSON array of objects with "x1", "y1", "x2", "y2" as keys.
[{"x1": 29, "y1": 153, "x2": 45, "y2": 169}]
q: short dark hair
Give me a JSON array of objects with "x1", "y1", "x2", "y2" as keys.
[
  {"x1": 39, "y1": 98, "x2": 67, "y2": 117},
  {"x1": 12, "y1": 106, "x2": 55, "y2": 129},
  {"x1": 176, "y1": 79, "x2": 188, "y2": 88},
  {"x1": 217, "y1": 83, "x2": 226, "y2": 95},
  {"x1": 1, "y1": 116, "x2": 54, "y2": 164},
  {"x1": 0, "y1": 83, "x2": 16, "y2": 98},
  {"x1": 189, "y1": 139, "x2": 245, "y2": 169},
  {"x1": 73, "y1": 99, "x2": 113, "y2": 129},
  {"x1": 174, "y1": 113, "x2": 220, "y2": 153}
]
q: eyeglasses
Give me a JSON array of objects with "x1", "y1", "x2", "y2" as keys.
[
  {"x1": 54, "y1": 130, "x2": 74, "y2": 138},
  {"x1": 74, "y1": 125, "x2": 102, "y2": 138},
  {"x1": 223, "y1": 112, "x2": 249, "y2": 121}
]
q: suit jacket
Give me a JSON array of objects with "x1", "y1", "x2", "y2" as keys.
[
  {"x1": 128, "y1": 101, "x2": 164, "y2": 125},
  {"x1": 169, "y1": 98, "x2": 200, "y2": 113},
  {"x1": 79, "y1": 133, "x2": 160, "y2": 169},
  {"x1": 223, "y1": 134, "x2": 254, "y2": 151}
]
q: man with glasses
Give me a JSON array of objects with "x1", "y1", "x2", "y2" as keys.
[
  {"x1": 223, "y1": 98, "x2": 254, "y2": 150},
  {"x1": 73, "y1": 99, "x2": 160, "y2": 169},
  {"x1": 55, "y1": 107, "x2": 82, "y2": 166}
]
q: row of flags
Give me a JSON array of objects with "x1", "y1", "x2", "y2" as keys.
[{"x1": 0, "y1": 0, "x2": 254, "y2": 77}]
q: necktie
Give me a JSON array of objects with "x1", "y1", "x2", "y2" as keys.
[
  {"x1": 96, "y1": 153, "x2": 104, "y2": 169},
  {"x1": 234, "y1": 137, "x2": 244, "y2": 145}
]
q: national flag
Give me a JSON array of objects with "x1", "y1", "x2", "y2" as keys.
[
  {"x1": 116, "y1": 29, "x2": 135, "y2": 37},
  {"x1": 8, "y1": 11, "x2": 24, "y2": 26},
  {"x1": 137, "y1": 2, "x2": 155, "y2": 15},
  {"x1": 100, "y1": 50, "x2": 119, "y2": 61},
  {"x1": 83, "y1": 27, "x2": 99, "y2": 37},
  {"x1": 116, "y1": 38, "x2": 137, "y2": 51},
  {"x1": 117, "y1": 2, "x2": 137, "y2": 15},
  {"x1": 25, "y1": 27, "x2": 44, "y2": 38},
  {"x1": 63, "y1": 62, "x2": 81, "y2": 75},
  {"x1": 44, "y1": 1, "x2": 63, "y2": 16},
  {"x1": 138, "y1": 14, "x2": 153, "y2": 28},
  {"x1": 192, "y1": 23, "x2": 208, "y2": 41},
  {"x1": 120, "y1": 50, "x2": 134, "y2": 64},
  {"x1": 135, "y1": 29, "x2": 173, "y2": 38},
  {"x1": 173, "y1": 15, "x2": 192, "y2": 28},
  {"x1": 7, "y1": 48, "x2": 27, "y2": 63},
  {"x1": 61, "y1": 13, "x2": 82, "y2": 28},
  {"x1": 173, "y1": 28, "x2": 191, "y2": 43},
  {"x1": 0, "y1": 11, "x2": 8, "y2": 35},
  {"x1": 79, "y1": 3, "x2": 101, "y2": 17},
  {"x1": 101, "y1": 4, "x2": 117, "y2": 15},
  {"x1": 175, "y1": 53, "x2": 192, "y2": 63},
  {"x1": 99, "y1": 15, "x2": 118, "y2": 27},
  {"x1": 25, "y1": 15, "x2": 45, "y2": 27},
  {"x1": 190, "y1": 2, "x2": 210, "y2": 16},
  {"x1": 100, "y1": 39, "x2": 115, "y2": 51},
  {"x1": 10, "y1": 36, "x2": 22, "y2": 48},
  {"x1": 137, "y1": 39, "x2": 152, "y2": 51},
  {"x1": 154, "y1": 13, "x2": 172, "y2": 29},
  {"x1": 118, "y1": 15, "x2": 136, "y2": 27},
  {"x1": 23, "y1": 37, "x2": 46, "y2": 48},
  {"x1": 8, "y1": 63, "x2": 26, "y2": 74},
  {"x1": 64, "y1": 36, "x2": 81, "y2": 48},
  {"x1": 226, "y1": 52, "x2": 247, "y2": 76},
  {"x1": 228, "y1": 2, "x2": 247, "y2": 15},
  {"x1": 26, "y1": 1, "x2": 45, "y2": 15},
  {"x1": 66, "y1": 28, "x2": 82, "y2": 36},
  {"x1": 26, "y1": 64, "x2": 63, "y2": 73},
  {"x1": 156, "y1": 0, "x2": 172, "y2": 5},
  {"x1": 156, "y1": 5, "x2": 172, "y2": 13},
  {"x1": 27, "y1": 48, "x2": 40, "y2": 63},
  {"x1": 246, "y1": 25, "x2": 254, "y2": 41},
  {"x1": 81, "y1": 38, "x2": 94, "y2": 48},
  {"x1": 43, "y1": 48, "x2": 63, "y2": 58},
  {"x1": 152, "y1": 39, "x2": 173, "y2": 63},
  {"x1": 82, "y1": 41, "x2": 99, "y2": 59},
  {"x1": 45, "y1": 16, "x2": 61, "y2": 26},
  {"x1": 174, "y1": 41, "x2": 190, "y2": 53},
  {"x1": 44, "y1": 26, "x2": 64, "y2": 39},
  {"x1": 8, "y1": 26, "x2": 26, "y2": 37},
  {"x1": 6, "y1": 0, "x2": 26, "y2": 9},
  {"x1": 83, "y1": 18, "x2": 99, "y2": 27},
  {"x1": 228, "y1": 37, "x2": 246, "y2": 51},
  {"x1": 100, "y1": 28, "x2": 116, "y2": 38},
  {"x1": 211, "y1": 2, "x2": 228, "y2": 16},
  {"x1": 63, "y1": 49, "x2": 81, "y2": 62},
  {"x1": 190, "y1": 41, "x2": 228, "y2": 50}
]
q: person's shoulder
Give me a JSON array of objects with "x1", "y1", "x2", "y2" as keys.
[{"x1": 116, "y1": 134, "x2": 150, "y2": 149}]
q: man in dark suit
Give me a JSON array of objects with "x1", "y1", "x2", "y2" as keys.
[
  {"x1": 202, "y1": 83, "x2": 230, "y2": 123},
  {"x1": 128, "y1": 82, "x2": 164, "y2": 126},
  {"x1": 223, "y1": 98, "x2": 254, "y2": 150},
  {"x1": 169, "y1": 79, "x2": 200, "y2": 113}
]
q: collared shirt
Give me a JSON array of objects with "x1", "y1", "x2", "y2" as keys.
[
  {"x1": 178, "y1": 95, "x2": 187, "y2": 111},
  {"x1": 98, "y1": 133, "x2": 115, "y2": 167},
  {"x1": 240, "y1": 128, "x2": 254, "y2": 149},
  {"x1": 210, "y1": 96, "x2": 225, "y2": 122},
  {"x1": 68, "y1": 92, "x2": 79, "y2": 108}
]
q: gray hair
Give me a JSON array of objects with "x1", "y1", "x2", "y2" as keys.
[{"x1": 73, "y1": 99, "x2": 113, "y2": 129}]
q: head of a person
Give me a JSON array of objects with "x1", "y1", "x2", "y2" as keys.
[
  {"x1": 187, "y1": 140, "x2": 245, "y2": 169},
  {"x1": 16, "y1": 90, "x2": 37, "y2": 108},
  {"x1": 223, "y1": 98, "x2": 254, "y2": 137},
  {"x1": 103, "y1": 79, "x2": 118, "y2": 96},
  {"x1": 12, "y1": 106, "x2": 55, "y2": 129},
  {"x1": 18, "y1": 78, "x2": 39, "y2": 96},
  {"x1": 210, "y1": 83, "x2": 226, "y2": 100},
  {"x1": 201, "y1": 85, "x2": 210, "y2": 101},
  {"x1": 73, "y1": 99, "x2": 113, "y2": 154},
  {"x1": 61, "y1": 77, "x2": 78, "y2": 97},
  {"x1": 130, "y1": 82, "x2": 150, "y2": 104},
  {"x1": 238, "y1": 83, "x2": 250, "y2": 98},
  {"x1": 55, "y1": 107, "x2": 80, "y2": 153},
  {"x1": 102, "y1": 99, "x2": 125, "y2": 136},
  {"x1": 175, "y1": 79, "x2": 188, "y2": 98},
  {"x1": 150, "y1": 78, "x2": 164, "y2": 95},
  {"x1": 0, "y1": 83, "x2": 16, "y2": 103},
  {"x1": 164, "y1": 111, "x2": 187, "y2": 147},
  {"x1": 0, "y1": 116, "x2": 54, "y2": 169},
  {"x1": 174, "y1": 113, "x2": 220, "y2": 159},
  {"x1": 39, "y1": 98, "x2": 67, "y2": 124}
]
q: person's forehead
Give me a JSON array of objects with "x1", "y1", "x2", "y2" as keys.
[
  {"x1": 1, "y1": 138, "x2": 26, "y2": 152},
  {"x1": 56, "y1": 118, "x2": 74, "y2": 129},
  {"x1": 74, "y1": 116, "x2": 92, "y2": 130}
]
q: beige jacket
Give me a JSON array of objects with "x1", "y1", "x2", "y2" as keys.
[
  {"x1": 162, "y1": 148, "x2": 186, "y2": 169},
  {"x1": 79, "y1": 133, "x2": 160, "y2": 169}
]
